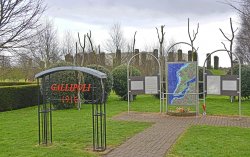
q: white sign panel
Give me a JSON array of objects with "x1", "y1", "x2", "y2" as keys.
[
  {"x1": 207, "y1": 76, "x2": 221, "y2": 95},
  {"x1": 131, "y1": 81, "x2": 144, "y2": 91},
  {"x1": 145, "y1": 76, "x2": 158, "y2": 94},
  {"x1": 222, "y1": 80, "x2": 237, "y2": 91}
]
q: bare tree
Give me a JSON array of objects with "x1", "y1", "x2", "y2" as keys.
[
  {"x1": 87, "y1": 30, "x2": 94, "y2": 53},
  {"x1": 156, "y1": 25, "x2": 165, "y2": 57},
  {"x1": 221, "y1": 0, "x2": 250, "y2": 64},
  {"x1": 105, "y1": 23, "x2": 125, "y2": 53},
  {"x1": 62, "y1": 30, "x2": 75, "y2": 56},
  {"x1": 78, "y1": 32, "x2": 86, "y2": 66},
  {"x1": 188, "y1": 18, "x2": 199, "y2": 53},
  {"x1": 219, "y1": 17, "x2": 238, "y2": 74},
  {"x1": 29, "y1": 19, "x2": 61, "y2": 69},
  {"x1": 0, "y1": 0, "x2": 45, "y2": 51}
]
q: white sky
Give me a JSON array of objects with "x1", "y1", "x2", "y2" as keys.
[{"x1": 44, "y1": 0, "x2": 240, "y2": 67}]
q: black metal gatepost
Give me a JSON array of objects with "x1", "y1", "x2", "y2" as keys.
[
  {"x1": 38, "y1": 76, "x2": 52, "y2": 145},
  {"x1": 92, "y1": 79, "x2": 106, "y2": 151}
]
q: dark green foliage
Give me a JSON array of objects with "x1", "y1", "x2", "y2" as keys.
[
  {"x1": 0, "y1": 85, "x2": 40, "y2": 112},
  {"x1": 83, "y1": 64, "x2": 113, "y2": 103},
  {"x1": 228, "y1": 65, "x2": 250, "y2": 99},
  {"x1": 45, "y1": 62, "x2": 81, "y2": 109},
  {"x1": 112, "y1": 64, "x2": 141, "y2": 100},
  {"x1": 0, "y1": 82, "x2": 35, "y2": 86}
]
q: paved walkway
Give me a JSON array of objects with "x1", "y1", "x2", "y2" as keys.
[{"x1": 103, "y1": 112, "x2": 250, "y2": 157}]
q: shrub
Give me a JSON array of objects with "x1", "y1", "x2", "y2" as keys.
[
  {"x1": 0, "y1": 84, "x2": 41, "y2": 112},
  {"x1": 0, "y1": 82, "x2": 35, "y2": 86},
  {"x1": 227, "y1": 64, "x2": 250, "y2": 99},
  {"x1": 45, "y1": 62, "x2": 81, "y2": 109},
  {"x1": 83, "y1": 64, "x2": 113, "y2": 103},
  {"x1": 112, "y1": 64, "x2": 141, "y2": 100}
]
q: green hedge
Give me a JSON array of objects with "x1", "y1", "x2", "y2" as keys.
[
  {"x1": 112, "y1": 64, "x2": 141, "y2": 100},
  {"x1": 228, "y1": 64, "x2": 250, "y2": 99},
  {"x1": 0, "y1": 84, "x2": 40, "y2": 112},
  {"x1": 0, "y1": 82, "x2": 35, "y2": 86}
]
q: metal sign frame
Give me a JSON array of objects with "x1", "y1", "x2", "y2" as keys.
[
  {"x1": 127, "y1": 53, "x2": 162, "y2": 113},
  {"x1": 35, "y1": 66, "x2": 107, "y2": 151},
  {"x1": 165, "y1": 42, "x2": 199, "y2": 116},
  {"x1": 202, "y1": 50, "x2": 242, "y2": 117}
]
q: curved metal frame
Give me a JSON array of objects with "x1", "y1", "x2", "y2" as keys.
[
  {"x1": 202, "y1": 49, "x2": 241, "y2": 117},
  {"x1": 127, "y1": 53, "x2": 162, "y2": 113},
  {"x1": 36, "y1": 67, "x2": 107, "y2": 151},
  {"x1": 165, "y1": 42, "x2": 199, "y2": 116}
]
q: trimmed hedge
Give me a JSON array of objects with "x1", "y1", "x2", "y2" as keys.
[
  {"x1": 112, "y1": 64, "x2": 141, "y2": 100},
  {"x1": 84, "y1": 64, "x2": 113, "y2": 103},
  {"x1": 228, "y1": 64, "x2": 250, "y2": 99},
  {"x1": 45, "y1": 62, "x2": 79, "y2": 109},
  {"x1": 0, "y1": 84, "x2": 40, "y2": 112},
  {"x1": 0, "y1": 82, "x2": 35, "y2": 86}
]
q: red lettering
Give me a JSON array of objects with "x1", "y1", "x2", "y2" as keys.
[
  {"x1": 82, "y1": 84, "x2": 91, "y2": 92},
  {"x1": 50, "y1": 84, "x2": 57, "y2": 91},
  {"x1": 60, "y1": 84, "x2": 65, "y2": 91},
  {"x1": 69, "y1": 84, "x2": 74, "y2": 92},
  {"x1": 65, "y1": 84, "x2": 69, "y2": 92}
]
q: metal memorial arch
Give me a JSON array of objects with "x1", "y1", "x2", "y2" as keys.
[
  {"x1": 165, "y1": 42, "x2": 200, "y2": 116},
  {"x1": 202, "y1": 50, "x2": 242, "y2": 117},
  {"x1": 35, "y1": 66, "x2": 107, "y2": 151}
]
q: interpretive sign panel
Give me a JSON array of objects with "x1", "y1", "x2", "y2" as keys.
[
  {"x1": 145, "y1": 76, "x2": 158, "y2": 94},
  {"x1": 131, "y1": 81, "x2": 144, "y2": 91},
  {"x1": 221, "y1": 75, "x2": 239, "y2": 96},
  {"x1": 207, "y1": 75, "x2": 221, "y2": 95},
  {"x1": 167, "y1": 62, "x2": 197, "y2": 105}
]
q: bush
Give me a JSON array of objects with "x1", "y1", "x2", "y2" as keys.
[
  {"x1": 83, "y1": 64, "x2": 113, "y2": 103},
  {"x1": 227, "y1": 64, "x2": 250, "y2": 99},
  {"x1": 0, "y1": 82, "x2": 35, "y2": 86},
  {"x1": 112, "y1": 64, "x2": 141, "y2": 100},
  {"x1": 0, "y1": 84, "x2": 41, "y2": 112},
  {"x1": 45, "y1": 62, "x2": 81, "y2": 109}
]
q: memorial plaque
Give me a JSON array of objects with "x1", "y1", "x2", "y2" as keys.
[
  {"x1": 129, "y1": 76, "x2": 145, "y2": 94},
  {"x1": 145, "y1": 76, "x2": 158, "y2": 94},
  {"x1": 221, "y1": 75, "x2": 239, "y2": 96},
  {"x1": 207, "y1": 75, "x2": 221, "y2": 95},
  {"x1": 222, "y1": 80, "x2": 237, "y2": 91},
  {"x1": 131, "y1": 81, "x2": 144, "y2": 91}
]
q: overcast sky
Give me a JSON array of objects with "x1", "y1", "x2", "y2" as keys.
[{"x1": 44, "y1": 0, "x2": 240, "y2": 67}]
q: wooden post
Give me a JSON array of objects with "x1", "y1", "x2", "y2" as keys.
[
  {"x1": 207, "y1": 53, "x2": 211, "y2": 69},
  {"x1": 135, "y1": 49, "x2": 139, "y2": 67},
  {"x1": 100, "y1": 52, "x2": 105, "y2": 66},
  {"x1": 214, "y1": 56, "x2": 219, "y2": 69},
  {"x1": 65, "y1": 54, "x2": 74, "y2": 63},
  {"x1": 153, "y1": 49, "x2": 158, "y2": 59},
  {"x1": 168, "y1": 51, "x2": 174, "y2": 62},
  {"x1": 193, "y1": 51, "x2": 198, "y2": 62},
  {"x1": 177, "y1": 49, "x2": 182, "y2": 61},
  {"x1": 188, "y1": 50, "x2": 192, "y2": 61}
]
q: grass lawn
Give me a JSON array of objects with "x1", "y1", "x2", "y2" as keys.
[
  {"x1": 0, "y1": 93, "x2": 152, "y2": 157},
  {"x1": 0, "y1": 92, "x2": 249, "y2": 157},
  {"x1": 167, "y1": 125, "x2": 250, "y2": 157},
  {"x1": 209, "y1": 69, "x2": 227, "y2": 75}
]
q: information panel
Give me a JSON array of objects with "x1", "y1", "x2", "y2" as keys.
[
  {"x1": 207, "y1": 75, "x2": 221, "y2": 95},
  {"x1": 145, "y1": 76, "x2": 158, "y2": 94},
  {"x1": 167, "y1": 62, "x2": 197, "y2": 105}
]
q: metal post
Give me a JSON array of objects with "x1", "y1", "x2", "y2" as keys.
[{"x1": 37, "y1": 78, "x2": 40, "y2": 144}]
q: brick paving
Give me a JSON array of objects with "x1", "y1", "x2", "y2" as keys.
[{"x1": 103, "y1": 112, "x2": 250, "y2": 157}]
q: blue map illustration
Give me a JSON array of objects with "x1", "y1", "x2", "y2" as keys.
[{"x1": 167, "y1": 63, "x2": 197, "y2": 105}]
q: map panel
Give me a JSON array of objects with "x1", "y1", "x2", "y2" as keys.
[{"x1": 167, "y1": 62, "x2": 197, "y2": 105}]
